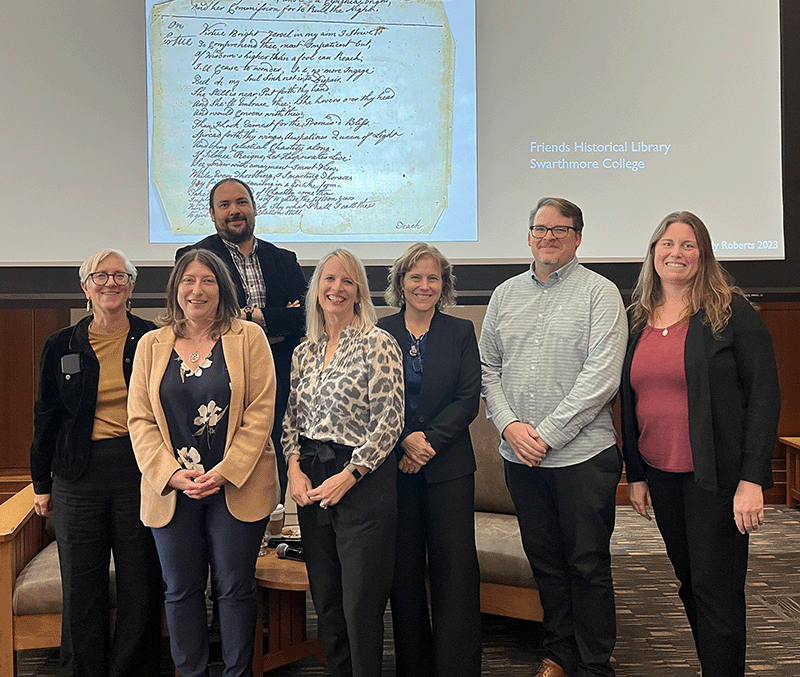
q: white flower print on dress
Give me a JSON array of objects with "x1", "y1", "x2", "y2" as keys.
[
  {"x1": 178, "y1": 355, "x2": 213, "y2": 382},
  {"x1": 176, "y1": 446, "x2": 205, "y2": 472},
  {"x1": 193, "y1": 400, "x2": 229, "y2": 443}
]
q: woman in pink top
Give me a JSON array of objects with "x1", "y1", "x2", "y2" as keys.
[{"x1": 620, "y1": 211, "x2": 780, "y2": 677}]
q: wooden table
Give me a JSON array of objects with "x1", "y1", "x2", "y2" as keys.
[
  {"x1": 253, "y1": 549, "x2": 326, "y2": 674},
  {"x1": 780, "y1": 436, "x2": 800, "y2": 508}
]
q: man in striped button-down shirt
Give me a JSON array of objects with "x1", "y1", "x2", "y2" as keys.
[{"x1": 479, "y1": 197, "x2": 628, "y2": 677}]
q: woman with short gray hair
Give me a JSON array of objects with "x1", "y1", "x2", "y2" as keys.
[{"x1": 30, "y1": 248, "x2": 162, "y2": 677}]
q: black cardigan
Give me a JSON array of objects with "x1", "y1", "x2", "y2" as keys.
[
  {"x1": 29, "y1": 313, "x2": 155, "y2": 494},
  {"x1": 377, "y1": 309, "x2": 481, "y2": 484},
  {"x1": 620, "y1": 295, "x2": 781, "y2": 495}
]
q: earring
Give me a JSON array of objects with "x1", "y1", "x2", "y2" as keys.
[
  {"x1": 126, "y1": 299, "x2": 132, "y2": 311},
  {"x1": 354, "y1": 302, "x2": 361, "y2": 315},
  {"x1": 86, "y1": 299, "x2": 93, "y2": 312}
]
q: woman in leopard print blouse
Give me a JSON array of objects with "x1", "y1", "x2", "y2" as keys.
[{"x1": 282, "y1": 248, "x2": 404, "y2": 677}]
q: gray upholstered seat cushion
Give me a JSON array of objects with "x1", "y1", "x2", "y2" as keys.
[
  {"x1": 13, "y1": 541, "x2": 116, "y2": 615},
  {"x1": 474, "y1": 511, "x2": 535, "y2": 589}
]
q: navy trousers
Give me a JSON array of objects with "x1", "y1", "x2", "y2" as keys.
[{"x1": 151, "y1": 490, "x2": 267, "y2": 677}]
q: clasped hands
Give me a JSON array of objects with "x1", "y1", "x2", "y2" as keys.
[
  {"x1": 169, "y1": 468, "x2": 225, "y2": 499},
  {"x1": 398, "y1": 432, "x2": 436, "y2": 474},
  {"x1": 287, "y1": 456, "x2": 357, "y2": 509},
  {"x1": 503, "y1": 421, "x2": 548, "y2": 466}
]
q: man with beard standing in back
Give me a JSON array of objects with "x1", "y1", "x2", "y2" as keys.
[{"x1": 177, "y1": 178, "x2": 307, "y2": 501}]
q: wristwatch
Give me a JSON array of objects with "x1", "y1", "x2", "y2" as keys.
[
  {"x1": 244, "y1": 305, "x2": 253, "y2": 322},
  {"x1": 345, "y1": 462, "x2": 364, "y2": 482}
]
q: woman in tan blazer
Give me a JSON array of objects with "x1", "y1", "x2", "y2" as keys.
[{"x1": 128, "y1": 249, "x2": 278, "y2": 677}]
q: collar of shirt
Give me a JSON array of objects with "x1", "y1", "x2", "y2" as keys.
[
  {"x1": 221, "y1": 236, "x2": 259, "y2": 260},
  {"x1": 322, "y1": 324, "x2": 359, "y2": 343},
  {"x1": 220, "y1": 236, "x2": 266, "y2": 308},
  {"x1": 530, "y1": 256, "x2": 579, "y2": 288}
]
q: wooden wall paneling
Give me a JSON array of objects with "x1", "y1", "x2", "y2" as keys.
[
  {"x1": 758, "y1": 303, "x2": 800, "y2": 503},
  {"x1": 32, "y1": 308, "x2": 71, "y2": 401},
  {"x1": 758, "y1": 304, "x2": 800, "y2": 436},
  {"x1": 0, "y1": 310, "x2": 36, "y2": 471},
  {"x1": 0, "y1": 308, "x2": 69, "y2": 495}
]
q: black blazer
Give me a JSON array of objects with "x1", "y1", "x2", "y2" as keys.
[
  {"x1": 378, "y1": 309, "x2": 481, "y2": 484},
  {"x1": 30, "y1": 313, "x2": 156, "y2": 494},
  {"x1": 620, "y1": 295, "x2": 781, "y2": 495},
  {"x1": 176, "y1": 234, "x2": 307, "y2": 340}
]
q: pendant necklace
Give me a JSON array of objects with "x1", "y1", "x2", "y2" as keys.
[
  {"x1": 409, "y1": 331, "x2": 427, "y2": 357},
  {"x1": 656, "y1": 312, "x2": 686, "y2": 337},
  {"x1": 187, "y1": 335, "x2": 209, "y2": 363}
]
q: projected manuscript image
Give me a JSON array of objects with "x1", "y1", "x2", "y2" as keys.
[{"x1": 148, "y1": 0, "x2": 465, "y2": 241}]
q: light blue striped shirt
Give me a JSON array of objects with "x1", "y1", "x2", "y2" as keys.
[{"x1": 479, "y1": 258, "x2": 628, "y2": 467}]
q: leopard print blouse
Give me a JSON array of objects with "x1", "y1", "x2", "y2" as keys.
[{"x1": 282, "y1": 324, "x2": 404, "y2": 471}]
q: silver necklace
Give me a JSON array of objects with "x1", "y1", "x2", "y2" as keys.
[
  {"x1": 408, "y1": 331, "x2": 427, "y2": 356},
  {"x1": 187, "y1": 336, "x2": 210, "y2": 363}
]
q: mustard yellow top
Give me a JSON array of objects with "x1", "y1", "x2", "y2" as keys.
[{"x1": 89, "y1": 323, "x2": 129, "y2": 440}]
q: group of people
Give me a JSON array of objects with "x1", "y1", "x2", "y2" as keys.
[{"x1": 29, "y1": 181, "x2": 780, "y2": 677}]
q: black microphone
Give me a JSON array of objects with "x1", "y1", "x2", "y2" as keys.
[{"x1": 276, "y1": 542, "x2": 305, "y2": 562}]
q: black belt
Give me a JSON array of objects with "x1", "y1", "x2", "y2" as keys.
[{"x1": 298, "y1": 437, "x2": 356, "y2": 524}]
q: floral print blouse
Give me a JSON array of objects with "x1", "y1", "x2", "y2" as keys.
[
  {"x1": 282, "y1": 325, "x2": 404, "y2": 471},
  {"x1": 160, "y1": 340, "x2": 230, "y2": 473}
]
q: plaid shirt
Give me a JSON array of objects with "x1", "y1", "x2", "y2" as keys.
[{"x1": 222, "y1": 238, "x2": 266, "y2": 309}]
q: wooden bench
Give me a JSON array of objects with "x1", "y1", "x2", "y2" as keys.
[
  {"x1": 0, "y1": 484, "x2": 62, "y2": 676},
  {"x1": 781, "y1": 436, "x2": 800, "y2": 508}
]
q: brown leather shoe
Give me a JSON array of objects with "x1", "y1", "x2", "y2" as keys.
[{"x1": 533, "y1": 657, "x2": 566, "y2": 677}]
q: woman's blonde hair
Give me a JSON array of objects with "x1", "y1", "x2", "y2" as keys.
[
  {"x1": 630, "y1": 211, "x2": 742, "y2": 338},
  {"x1": 384, "y1": 242, "x2": 457, "y2": 309},
  {"x1": 305, "y1": 248, "x2": 376, "y2": 343},
  {"x1": 159, "y1": 249, "x2": 240, "y2": 339}
]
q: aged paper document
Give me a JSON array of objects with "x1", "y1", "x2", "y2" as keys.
[{"x1": 150, "y1": 0, "x2": 454, "y2": 236}]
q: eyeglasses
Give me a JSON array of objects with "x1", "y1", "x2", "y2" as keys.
[
  {"x1": 528, "y1": 225, "x2": 579, "y2": 239},
  {"x1": 87, "y1": 272, "x2": 133, "y2": 285}
]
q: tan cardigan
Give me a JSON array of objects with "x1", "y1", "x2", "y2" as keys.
[{"x1": 128, "y1": 319, "x2": 279, "y2": 527}]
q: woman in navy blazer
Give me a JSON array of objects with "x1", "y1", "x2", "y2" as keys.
[{"x1": 378, "y1": 243, "x2": 482, "y2": 677}]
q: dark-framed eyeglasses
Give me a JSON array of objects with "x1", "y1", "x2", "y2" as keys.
[
  {"x1": 88, "y1": 271, "x2": 133, "y2": 285},
  {"x1": 528, "y1": 225, "x2": 579, "y2": 239}
]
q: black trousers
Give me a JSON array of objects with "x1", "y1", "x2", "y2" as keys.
[
  {"x1": 505, "y1": 446, "x2": 621, "y2": 677},
  {"x1": 297, "y1": 442, "x2": 397, "y2": 677},
  {"x1": 645, "y1": 465, "x2": 749, "y2": 677},
  {"x1": 52, "y1": 436, "x2": 163, "y2": 677},
  {"x1": 390, "y1": 471, "x2": 481, "y2": 677}
]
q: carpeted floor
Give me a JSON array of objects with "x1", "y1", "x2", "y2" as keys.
[{"x1": 16, "y1": 506, "x2": 800, "y2": 676}]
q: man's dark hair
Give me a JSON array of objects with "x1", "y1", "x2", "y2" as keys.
[
  {"x1": 530, "y1": 197, "x2": 584, "y2": 232},
  {"x1": 208, "y1": 178, "x2": 256, "y2": 211}
]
